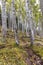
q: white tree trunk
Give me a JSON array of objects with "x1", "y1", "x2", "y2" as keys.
[
  {"x1": 1, "y1": 0, "x2": 7, "y2": 42},
  {"x1": 25, "y1": 0, "x2": 34, "y2": 45},
  {"x1": 11, "y1": 0, "x2": 16, "y2": 32},
  {"x1": 11, "y1": 0, "x2": 19, "y2": 44}
]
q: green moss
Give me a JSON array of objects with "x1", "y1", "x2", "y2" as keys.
[
  {"x1": 0, "y1": 30, "x2": 43, "y2": 64},
  {"x1": 33, "y1": 45, "x2": 43, "y2": 58},
  {"x1": 0, "y1": 34, "x2": 28, "y2": 65}
]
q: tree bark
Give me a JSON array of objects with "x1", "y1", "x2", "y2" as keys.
[
  {"x1": 1, "y1": 0, "x2": 7, "y2": 42},
  {"x1": 25, "y1": 0, "x2": 34, "y2": 46},
  {"x1": 11, "y1": 0, "x2": 19, "y2": 44}
]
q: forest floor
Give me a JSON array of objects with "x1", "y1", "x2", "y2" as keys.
[{"x1": 0, "y1": 30, "x2": 43, "y2": 65}]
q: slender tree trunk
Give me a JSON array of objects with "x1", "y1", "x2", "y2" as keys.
[
  {"x1": 11, "y1": 0, "x2": 19, "y2": 44},
  {"x1": 22, "y1": 22, "x2": 24, "y2": 33},
  {"x1": 37, "y1": 21, "x2": 43, "y2": 38},
  {"x1": 10, "y1": 10, "x2": 12, "y2": 30},
  {"x1": 25, "y1": 0, "x2": 34, "y2": 46},
  {"x1": 7, "y1": 12, "x2": 10, "y2": 29},
  {"x1": 1, "y1": 0, "x2": 7, "y2": 42}
]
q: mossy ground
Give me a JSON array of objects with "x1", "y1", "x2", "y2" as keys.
[
  {"x1": 32, "y1": 44, "x2": 43, "y2": 59},
  {"x1": 0, "y1": 29, "x2": 43, "y2": 65},
  {"x1": 0, "y1": 30, "x2": 28, "y2": 65},
  {"x1": 0, "y1": 39, "x2": 28, "y2": 65}
]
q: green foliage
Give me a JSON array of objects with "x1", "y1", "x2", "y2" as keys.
[
  {"x1": 1, "y1": 0, "x2": 42, "y2": 23},
  {"x1": 30, "y1": 0, "x2": 42, "y2": 26},
  {"x1": 6, "y1": 0, "x2": 26, "y2": 20},
  {"x1": 30, "y1": 0, "x2": 36, "y2": 5},
  {"x1": 0, "y1": 0, "x2": 42, "y2": 25}
]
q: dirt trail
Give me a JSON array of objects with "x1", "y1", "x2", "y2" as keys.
[{"x1": 25, "y1": 47, "x2": 43, "y2": 65}]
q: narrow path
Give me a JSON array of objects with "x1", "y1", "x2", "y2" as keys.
[{"x1": 25, "y1": 47, "x2": 43, "y2": 65}]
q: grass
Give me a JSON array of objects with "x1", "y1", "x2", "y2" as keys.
[
  {"x1": 0, "y1": 47, "x2": 27, "y2": 65},
  {"x1": 0, "y1": 36, "x2": 28, "y2": 65},
  {"x1": 0, "y1": 30, "x2": 43, "y2": 65},
  {"x1": 32, "y1": 44, "x2": 43, "y2": 59}
]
